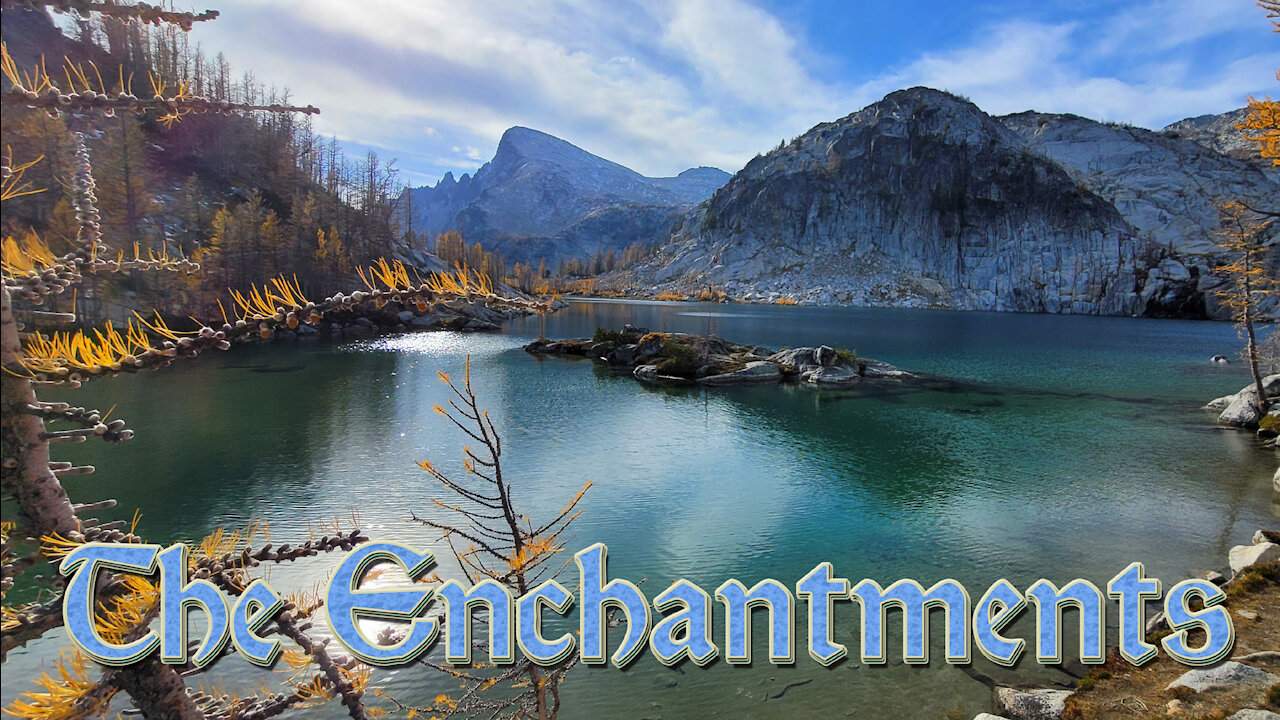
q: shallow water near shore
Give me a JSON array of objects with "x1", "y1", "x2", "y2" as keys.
[{"x1": 3, "y1": 300, "x2": 1277, "y2": 719}]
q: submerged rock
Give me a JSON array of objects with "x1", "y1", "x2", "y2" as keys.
[{"x1": 861, "y1": 359, "x2": 911, "y2": 379}]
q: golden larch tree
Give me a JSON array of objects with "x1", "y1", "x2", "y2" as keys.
[{"x1": 1, "y1": 2, "x2": 550, "y2": 718}]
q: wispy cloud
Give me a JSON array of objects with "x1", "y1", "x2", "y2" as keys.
[
  {"x1": 190, "y1": 0, "x2": 1277, "y2": 184},
  {"x1": 873, "y1": 17, "x2": 1278, "y2": 126}
]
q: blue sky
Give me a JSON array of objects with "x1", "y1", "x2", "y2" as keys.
[{"x1": 189, "y1": 0, "x2": 1278, "y2": 187}]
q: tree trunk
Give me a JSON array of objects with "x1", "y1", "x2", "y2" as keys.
[
  {"x1": 1241, "y1": 258, "x2": 1270, "y2": 414},
  {"x1": 1245, "y1": 301, "x2": 1269, "y2": 414},
  {"x1": 0, "y1": 287, "x2": 81, "y2": 536}
]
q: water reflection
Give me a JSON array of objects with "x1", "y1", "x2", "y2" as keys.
[{"x1": 5, "y1": 300, "x2": 1274, "y2": 719}]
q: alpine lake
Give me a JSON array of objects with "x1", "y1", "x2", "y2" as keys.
[{"x1": 3, "y1": 299, "x2": 1276, "y2": 719}]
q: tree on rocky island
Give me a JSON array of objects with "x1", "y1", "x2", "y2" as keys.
[{"x1": 0, "y1": 2, "x2": 550, "y2": 719}]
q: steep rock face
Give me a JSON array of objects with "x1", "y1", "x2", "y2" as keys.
[
  {"x1": 1001, "y1": 112, "x2": 1276, "y2": 256},
  {"x1": 1000, "y1": 111, "x2": 1279, "y2": 317},
  {"x1": 472, "y1": 204, "x2": 685, "y2": 267},
  {"x1": 1161, "y1": 109, "x2": 1262, "y2": 163},
  {"x1": 632, "y1": 88, "x2": 1158, "y2": 315},
  {"x1": 403, "y1": 127, "x2": 728, "y2": 264},
  {"x1": 998, "y1": 110, "x2": 1280, "y2": 316}
]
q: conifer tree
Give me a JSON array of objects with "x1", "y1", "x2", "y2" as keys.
[
  {"x1": 1216, "y1": 201, "x2": 1274, "y2": 414},
  {"x1": 1, "y1": 3, "x2": 550, "y2": 718},
  {"x1": 1214, "y1": 1, "x2": 1280, "y2": 418}
]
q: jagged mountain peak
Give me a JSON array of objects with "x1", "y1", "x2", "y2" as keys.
[
  {"x1": 490, "y1": 126, "x2": 635, "y2": 177},
  {"x1": 730, "y1": 86, "x2": 1015, "y2": 190},
  {"x1": 605, "y1": 87, "x2": 1276, "y2": 319},
  {"x1": 403, "y1": 126, "x2": 728, "y2": 265}
]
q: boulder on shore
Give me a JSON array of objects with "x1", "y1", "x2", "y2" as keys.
[
  {"x1": 1229, "y1": 542, "x2": 1280, "y2": 574},
  {"x1": 993, "y1": 687, "x2": 1069, "y2": 720},
  {"x1": 633, "y1": 365, "x2": 659, "y2": 383},
  {"x1": 697, "y1": 361, "x2": 782, "y2": 385},
  {"x1": 1166, "y1": 661, "x2": 1278, "y2": 693},
  {"x1": 1227, "y1": 710, "x2": 1280, "y2": 720},
  {"x1": 1213, "y1": 374, "x2": 1280, "y2": 429},
  {"x1": 1205, "y1": 394, "x2": 1236, "y2": 411},
  {"x1": 801, "y1": 364, "x2": 861, "y2": 387},
  {"x1": 767, "y1": 345, "x2": 868, "y2": 387},
  {"x1": 768, "y1": 345, "x2": 840, "y2": 370}
]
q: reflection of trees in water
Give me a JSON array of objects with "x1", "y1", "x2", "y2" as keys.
[{"x1": 53, "y1": 342, "x2": 402, "y2": 541}]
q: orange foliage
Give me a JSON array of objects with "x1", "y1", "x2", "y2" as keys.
[
  {"x1": 1215, "y1": 201, "x2": 1274, "y2": 321},
  {"x1": 1240, "y1": 92, "x2": 1279, "y2": 166},
  {"x1": 1241, "y1": 2, "x2": 1280, "y2": 164}
]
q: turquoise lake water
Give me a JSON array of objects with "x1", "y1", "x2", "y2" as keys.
[{"x1": 3, "y1": 300, "x2": 1277, "y2": 718}]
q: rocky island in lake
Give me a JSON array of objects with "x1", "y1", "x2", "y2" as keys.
[{"x1": 525, "y1": 325, "x2": 916, "y2": 388}]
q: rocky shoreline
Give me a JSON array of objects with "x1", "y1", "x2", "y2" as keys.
[
  {"x1": 523, "y1": 324, "x2": 917, "y2": 388},
  {"x1": 1206, "y1": 374, "x2": 1280, "y2": 443},
  {"x1": 973, "y1": 542, "x2": 1280, "y2": 720},
  {"x1": 242, "y1": 296, "x2": 554, "y2": 343},
  {"x1": 977, "y1": 369, "x2": 1280, "y2": 720}
]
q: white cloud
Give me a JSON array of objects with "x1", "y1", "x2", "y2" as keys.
[
  {"x1": 1096, "y1": 0, "x2": 1265, "y2": 54},
  {"x1": 188, "y1": 0, "x2": 1277, "y2": 185},
  {"x1": 874, "y1": 18, "x2": 1278, "y2": 128}
]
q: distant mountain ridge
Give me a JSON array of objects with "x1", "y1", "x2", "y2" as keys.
[
  {"x1": 1160, "y1": 108, "x2": 1259, "y2": 161},
  {"x1": 402, "y1": 127, "x2": 729, "y2": 265},
  {"x1": 602, "y1": 88, "x2": 1277, "y2": 319}
]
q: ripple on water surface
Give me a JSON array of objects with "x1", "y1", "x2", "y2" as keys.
[{"x1": 5, "y1": 301, "x2": 1275, "y2": 719}]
